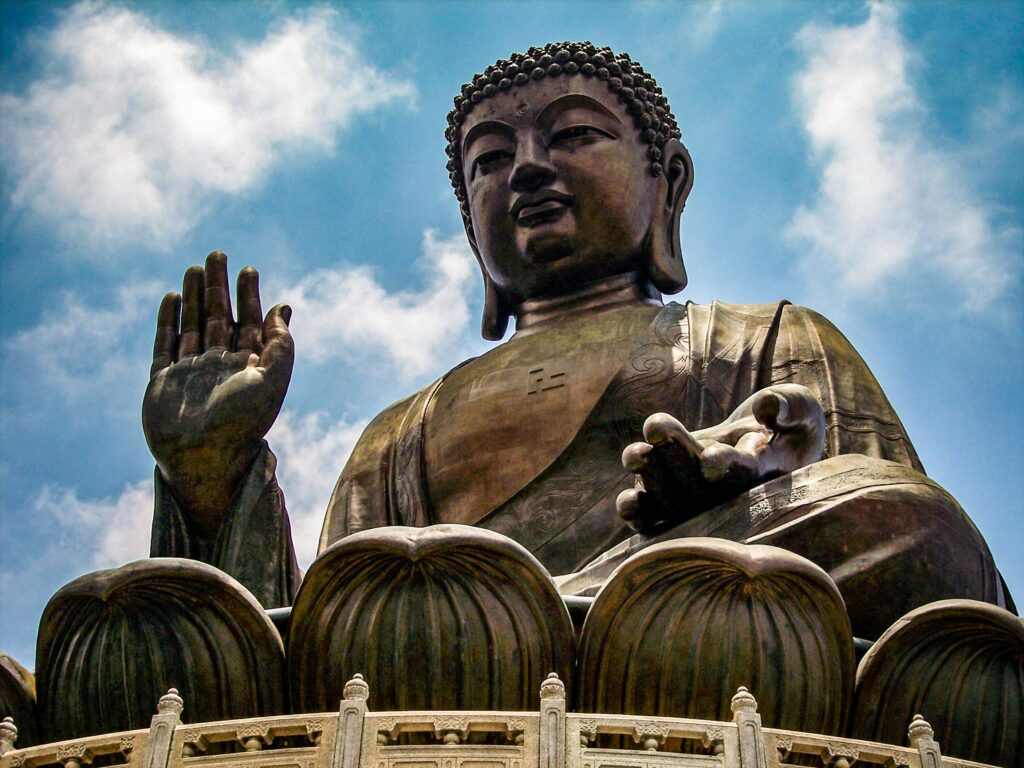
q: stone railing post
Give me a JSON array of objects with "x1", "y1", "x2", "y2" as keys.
[
  {"x1": 538, "y1": 673, "x2": 566, "y2": 768},
  {"x1": 143, "y1": 689, "x2": 183, "y2": 768},
  {"x1": 730, "y1": 687, "x2": 766, "y2": 768},
  {"x1": 333, "y1": 674, "x2": 368, "y2": 768},
  {"x1": 0, "y1": 717, "x2": 17, "y2": 757},
  {"x1": 908, "y1": 715, "x2": 941, "y2": 768}
]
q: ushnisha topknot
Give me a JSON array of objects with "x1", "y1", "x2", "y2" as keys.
[{"x1": 445, "y1": 41, "x2": 683, "y2": 225}]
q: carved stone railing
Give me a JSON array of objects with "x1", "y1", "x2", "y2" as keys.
[{"x1": 0, "y1": 676, "x2": 997, "y2": 768}]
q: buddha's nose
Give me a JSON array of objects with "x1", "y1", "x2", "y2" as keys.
[{"x1": 509, "y1": 135, "x2": 556, "y2": 192}]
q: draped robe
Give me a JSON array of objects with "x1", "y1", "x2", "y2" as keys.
[
  {"x1": 151, "y1": 301, "x2": 1006, "y2": 637},
  {"x1": 319, "y1": 301, "x2": 1006, "y2": 638}
]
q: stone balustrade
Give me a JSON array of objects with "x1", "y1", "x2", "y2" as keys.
[{"x1": 0, "y1": 677, "x2": 996, "y2": 768}]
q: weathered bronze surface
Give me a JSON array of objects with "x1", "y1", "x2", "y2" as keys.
[
  {"x1": 36, "y1": 558, "x2": 286, "y2": 741},
  {"x1": 576, "y1": 538, "x2": 854, "y2": 735},
  {"x1": 289, "y1": 525, "x2": 575, "y2": 713},
  {"x1": 852, "y1": 599, "x2": 1023, "y2": 767},
  {"x1": 0, "y1": 654, "x2": 36, "y2": 748},
  {"x1": 0, "y1": 38, "x2": 984, "y2": 754},
  {"x1": 558, "y1": 453, "x2": 1002, "y2": 640},
  {"x1": 136, "y1": 42, "x2": 1010, "y2": 642},
  {"x1": 144, "y1": 252, "x2": 300, "y2": 608}
]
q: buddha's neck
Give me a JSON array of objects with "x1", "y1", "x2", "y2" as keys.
[{"x1": 513, "y1": 273, "x2": 662, "y2": 337}]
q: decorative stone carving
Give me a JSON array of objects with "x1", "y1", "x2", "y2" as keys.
[
  {"x1": 0, "y1": 717, "x2": 18, "y2": 757},
  {"x1": 774, "y1": 735, "x2": 793, "y2": 761},
  {"x1": 704, "y1": 727, "x2": 726, "y2": 755},
  {"x1": 632, "y1": 721, "x2": 670, "y2": 751},
  {"x1": 237, "y1": 723, "x2": 272, "y2": 750},
  {"x1": 576, "y1": 540, "x2": 854, "y2": 735},
  {"x1": 182, "y1": 729, "x2": 208, "y2": 756},
  {"x1": 578, "y1": 719, "x2": 597, "y2": 747},
  {"x1": 0, "y1": 653, "x2": 37, "y2": 748},
  {"x1": 853, "y1": 600, "x2": 1023, "y2": 767},
  {"x1": 36, "y1": 558, "x2": 286, "y2": 741},
  {"x1": 343, "y1": 674, "x2": 368, "y2": 701},
  {"x1": 305, "y1": 719, "x2": 325, "y2": 745},
  {"x1": 434, "y1": 716, "x2": 469, "y2": 744},
  {"x1": 56, "y1": 743, "x2": 93, "y2": 765},
  {"x1": 288, "y1": 526, "x2": 575, "y2": 712},
  {"x1": 158, "y1": 688, "x2": 184, "y2": 717},
  {"x1": 506, "y1": 717, "x2": 526, "y2": 745},
  {"x1": 822, "y1": 742, "x2": 858, "y2": 768}
]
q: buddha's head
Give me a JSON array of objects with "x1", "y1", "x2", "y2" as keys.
[{"x1": 446, "y1": 42, "x2": 694, "y2": 339}]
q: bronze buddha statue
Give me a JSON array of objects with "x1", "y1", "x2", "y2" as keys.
[
  {"x1": 20, "y1": 45, "x2": 1020, "y2": 763},
  {"x1": 140, "y1": 42, "x2": 1008, "y2": 641}
]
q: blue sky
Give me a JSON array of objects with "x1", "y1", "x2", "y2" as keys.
[{"x1": 1, "y1": 1, "x2": 1021, "y2": 667}]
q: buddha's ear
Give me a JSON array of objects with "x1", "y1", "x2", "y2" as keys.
[
  {"x1": 464, "y1": 218, "x2": 511, "y2": 341},
  {"x1": 647, "y1": 139, "x2": 693, "y2": 295}
]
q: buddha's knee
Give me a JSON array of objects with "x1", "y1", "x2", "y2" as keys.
[
  {"x1": 36, "y1": 558, "x2": 285, "y2": 741},
  {"x1": 747, "y1": 456, "x2": 1003, "y2": 639}
]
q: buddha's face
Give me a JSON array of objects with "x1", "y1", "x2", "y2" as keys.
[{"x1": 461, "y1": 75, "x2": 663, "y2": 304}]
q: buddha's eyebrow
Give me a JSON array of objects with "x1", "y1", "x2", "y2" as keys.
[
  {"x1": 462, "y1": 121, "x2": 514, "y2": 159},
  {"x1": 535, "y1": 94, "x2": 622, "y2": 128}
]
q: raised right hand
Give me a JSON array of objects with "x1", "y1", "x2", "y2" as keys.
[{"x1": 143, "y1": 252, "x2": 294, "y2": 537}]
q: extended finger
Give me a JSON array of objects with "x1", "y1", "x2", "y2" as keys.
[
  {"x1": 616, "y1": 487, "x2": 644, "y2": 526},
  {"x1": 699, "y1": 441, "x2": 758, "y2": 483},
  {"x1": 752, "y1": 390, "x2": 786, "y2": 431},
  {"x1": 616, "y1": 486, "x2": 675, "y2": 535},
  {"x1": 151, "y1": 291, "x2": 181, "y2": 376},
  {"x1": 235, "y1": 266, "x2": 264, "y2": 354},
  {"x1": 622, "y1": 441, "x2": 654, "y2": 472},
  {"x1": 754, "y1": 384, "x2": 823, "y2": 433},
  {"x1": 178, "y1": 265, "x2": 204, "y2": 359},
  {"x1": 259, "y1": 303, "x2": 295, "y2": 385},
  {"x1": 203, "y1": 251, "x2": 233, "y2": 351},
  {"x1": 642, "y1": 412, "x2": 705, "y2": 456}
]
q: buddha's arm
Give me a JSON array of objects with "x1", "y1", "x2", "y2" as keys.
[
  {"x1": 318, "y1": 393, "x2": 419, "y2": 553},
  {"x1": 776, "y1": 305, "x2": 924, "y2": 471},
  {"x1": 143, "y1": 253, "x2": 300, "y2": 606},
  {"x1": 617, "y1": 303, "x2": 925, "y2": 534},
  {"x1": 618, "y1": 384, "x2": 827, "y2": 533}
]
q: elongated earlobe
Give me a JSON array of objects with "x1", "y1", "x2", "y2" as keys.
[
  {"x1": 464, "y1": 219, "x2": 512, "y2": 341},
  {"x1": 646, "y1": 140, "x2": 693, "y2": 295},
  {"x1": 482, "y1": 273, "x2": 511, "y2": 340}
]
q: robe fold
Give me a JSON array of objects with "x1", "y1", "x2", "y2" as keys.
[
  {"x1": 151, "y1": 441, "x2": 301, "y2": 608},
  {"x1": 321, "y1": 300, "x2": 923, "y2": 564},
  {"x1": 317, "y1": 300, "x2": 1002, "y2": 637}
]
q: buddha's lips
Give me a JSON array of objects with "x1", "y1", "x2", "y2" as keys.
[{"x1": 511, "y1": 191, "x2": 574, "y2": 225}]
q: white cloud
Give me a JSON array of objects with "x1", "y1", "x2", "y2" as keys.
[
  {"x1": 268, "y1": 409, "x2": 368, "y2": 568},
  {"x1": 23, "y1": 407, "x2": 363, "y2": 575},
  {"x1": 7, "y1": 281, "x2": 159, "y2": 404},
  {"x1": 281, "y1": 230, "x2": 479, "y2": 380},
  {"x1": 787, "y1": 2, "x2": 1020, "y2": 311},
  {"x1": 682, "y1": 0, "x2": 724, "y2": 50},
  {"x1": 0, "y1": 2, "x2": 414, "y2": 248},
  {"x1": 34, "y1": 478, "x2": 154, "y2": 569}
]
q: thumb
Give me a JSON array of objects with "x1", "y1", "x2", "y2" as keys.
[{"x1": 259, "y1": 303, "x2": 295, "y2": 381}]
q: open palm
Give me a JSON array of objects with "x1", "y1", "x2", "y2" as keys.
[{"x1": 143, "y1": 252, "x2": 293, "y2": 537}]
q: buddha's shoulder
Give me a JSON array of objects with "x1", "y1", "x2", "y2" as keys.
[
  {"x1": 680, "y1": 299, "x2": 841, "y2": 329},
  {"x1": 341, "y1": 385, "x2": 435, "y2": 472}
]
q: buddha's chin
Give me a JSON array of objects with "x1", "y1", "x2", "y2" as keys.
[{"x1": 521, "y1": 229, "x2": 576, "y2": 264}]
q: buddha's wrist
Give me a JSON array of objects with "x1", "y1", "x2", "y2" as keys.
[{"x1": 156, "y1": 441, "x2": 264, "y2": 537}]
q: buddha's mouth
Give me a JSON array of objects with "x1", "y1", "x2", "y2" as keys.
[{"x1": 511, "y1": 191, "x2": 574, "y2": 227}]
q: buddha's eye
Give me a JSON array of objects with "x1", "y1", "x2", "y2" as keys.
[
  {"x1": 549, "y1": 124, "x2": 614, "y2": 146},
  {"x1": 470, "y1": 149, "x2": 512, "y2": 179}
]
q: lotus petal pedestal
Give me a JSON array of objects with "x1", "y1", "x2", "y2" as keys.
[{"x1": 36, "y1": 558, "x2": 286, "y2": 741}]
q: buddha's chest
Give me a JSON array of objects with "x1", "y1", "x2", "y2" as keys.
[{"x1": 422, "y1": 305, "x2": 660, "y2": 524}]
